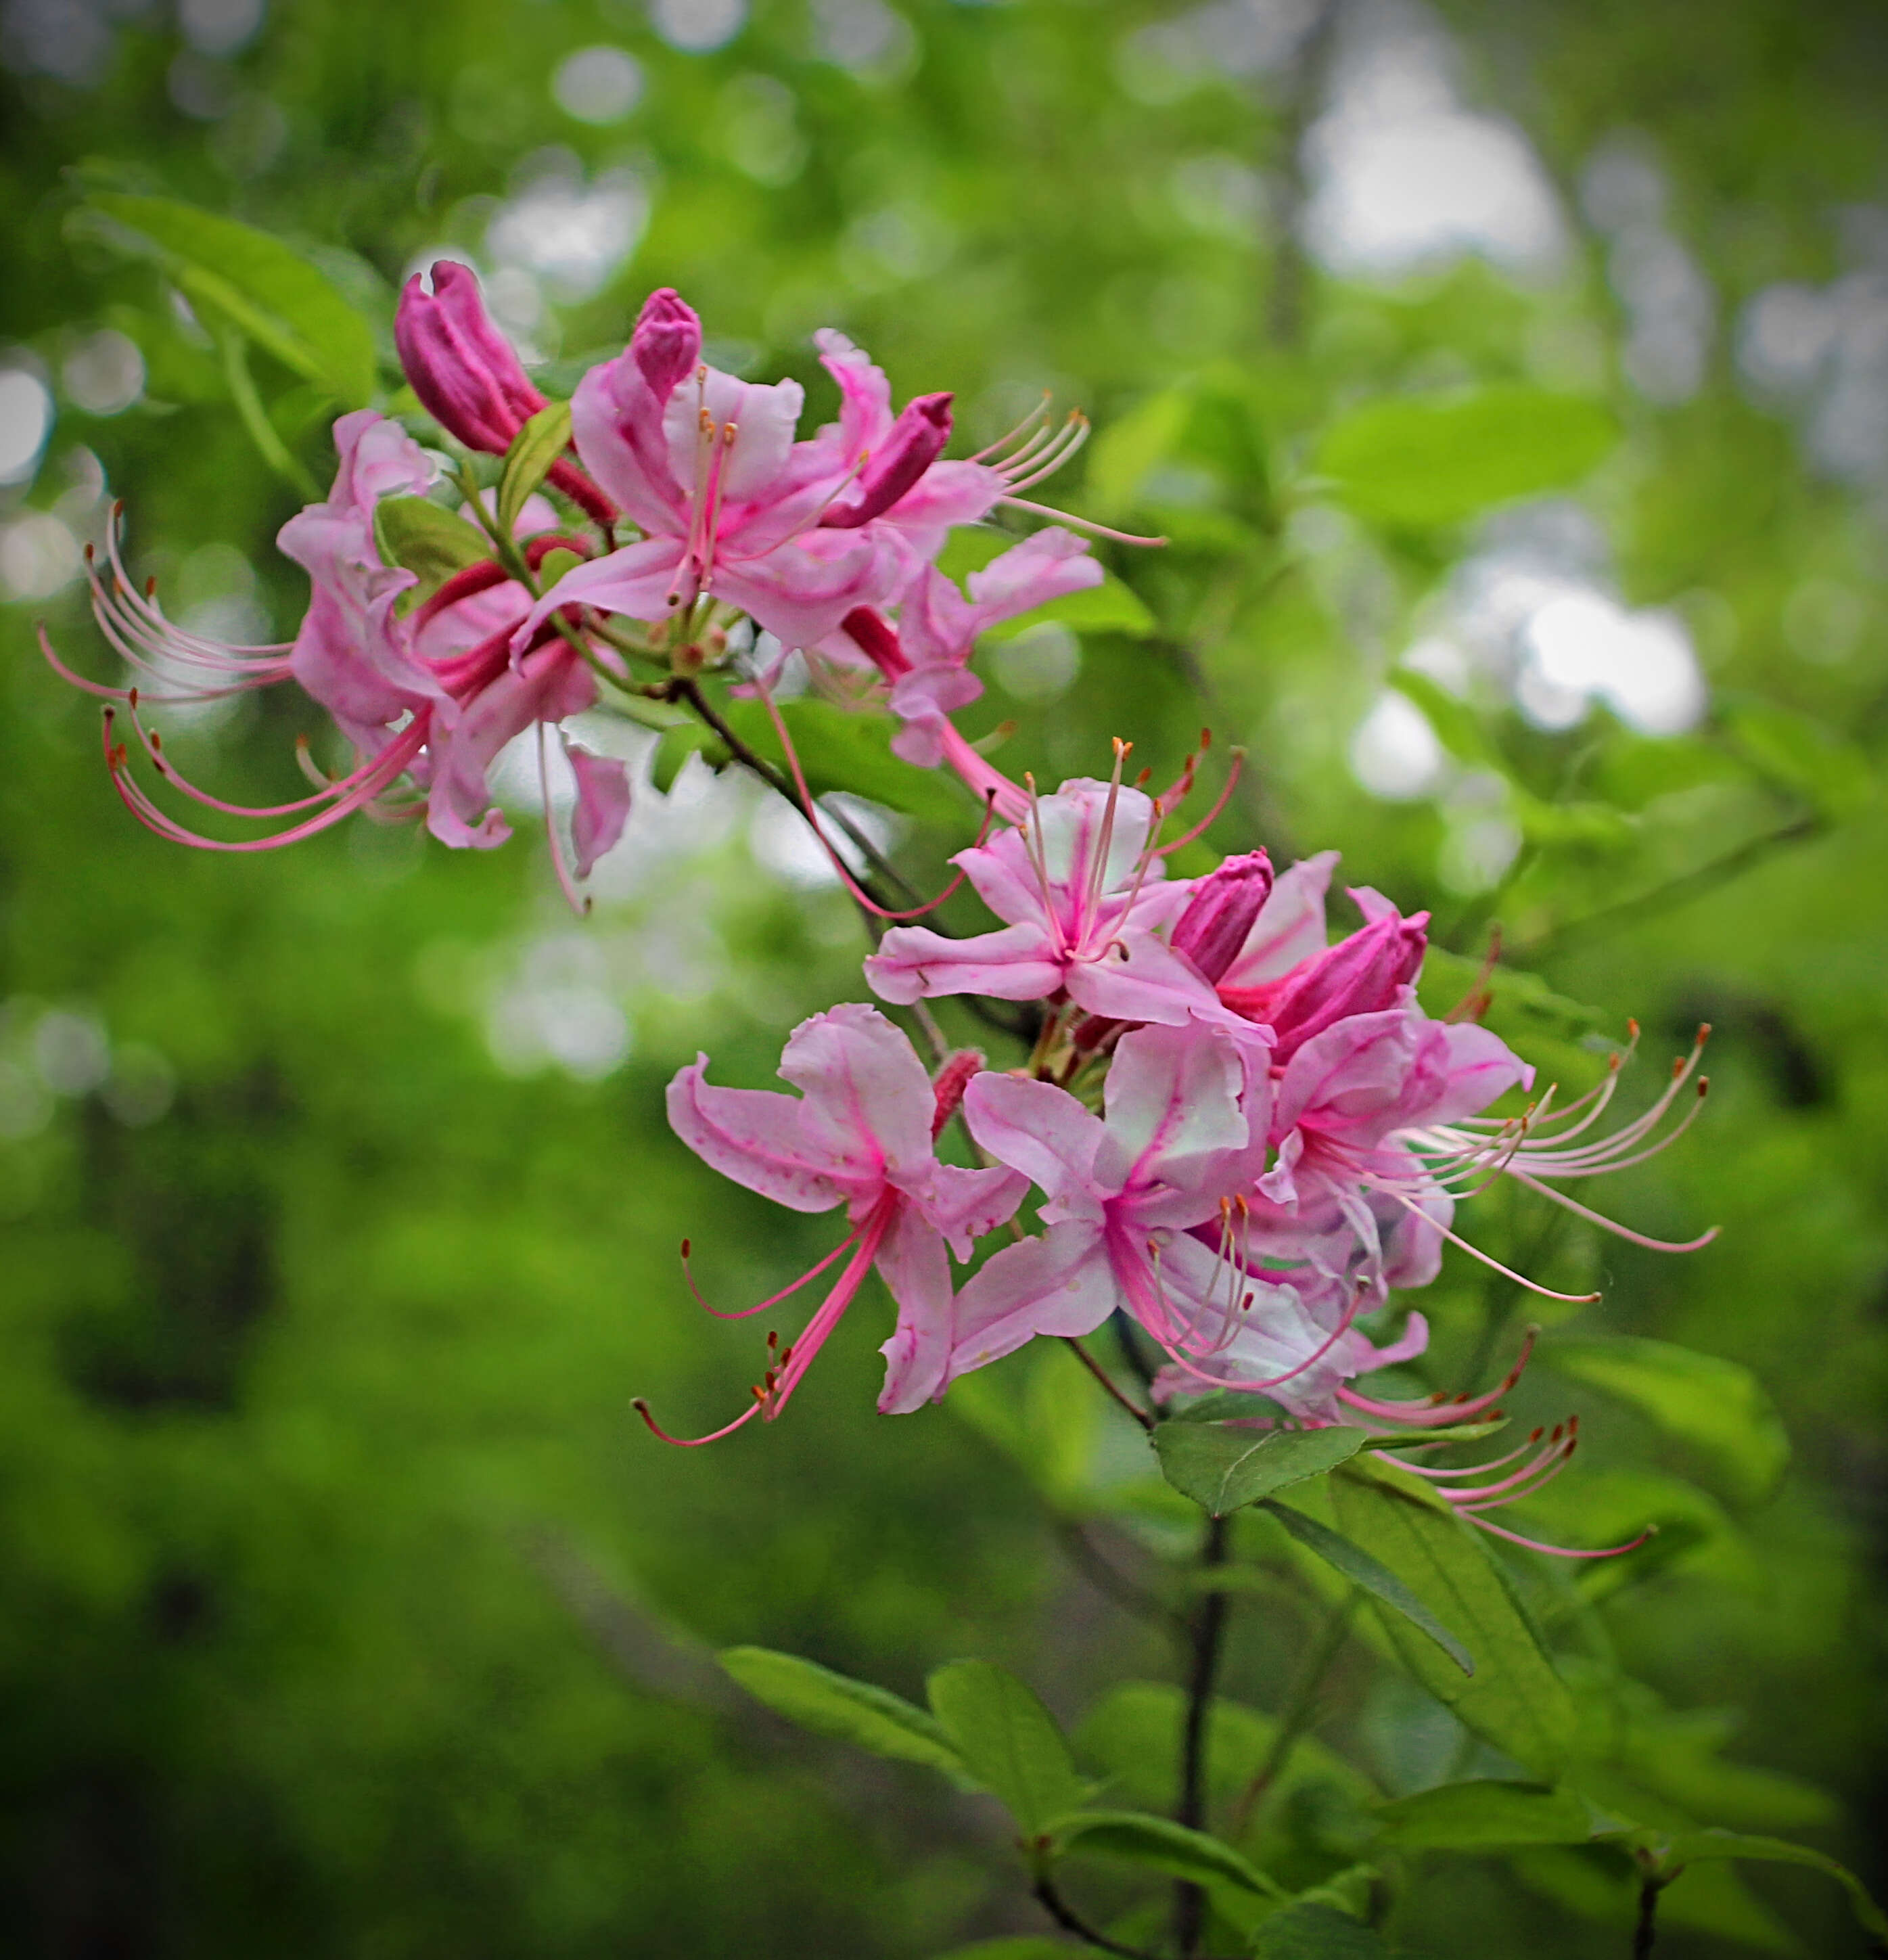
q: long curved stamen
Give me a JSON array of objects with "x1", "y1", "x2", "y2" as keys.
[
  {"x1": 104, "y1": 708, "x2": 427, "y2": 850},
  {"x1": 1366, "y1": 1183, "x2": 1603, "y2": 1303},
  {"x1": 1155, "y1": 748, "x2": 1247, "y2": 857},
  {"x1": 632, "y1": 1395, "x2": 764, "y2": 1448},
  {"x1": 1501, "y1": 1166, "x2": 1720, "y2": 1253},
  {"x1": 1339, "y1": 1327, "x2": 1538, "y2": 1427},
  {"x1": 998, "y1": 496, "x2": 1167, "y2": 548},
  {"x1": 1082, "y1": 739, "x2": 1130, "y2": 926},
  {"x1": 678, "y1": 1231, "x2": 860, "y2": 1321},
  {"x1": 1464, "y1": 1517, "x2": 1655, "y2": 1560},
  {"x1": 967, "y1": 393, "x2": 1051, "y2": 463}
]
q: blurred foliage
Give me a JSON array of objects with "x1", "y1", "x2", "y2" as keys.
[{"x1": 3, "y1": 0, "x2": 1887, "y2": 1954}]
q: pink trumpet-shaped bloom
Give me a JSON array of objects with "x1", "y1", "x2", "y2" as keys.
[
  {"x1": 955, "y1": 1022, "x2": 1293, "y2": 1384},
  {"x1": 839, "y1": 528, "x2": 1102, "y2": 769},
  {"x1": 394, "y1": 260, "x2": 615, "y2": 525},
  {"x1": 517, "y1": 298, "x2": 1011, "y2": 654},
  {"x1": 865, "y1": 769, "x2": 1228, "y2": 1026},
  {"x1": 57, "y1": 413, "x2": 630, "y2": 892},
  {"x1": 660, "y1": 1006, "x2": 1027, "y2": 1430}
]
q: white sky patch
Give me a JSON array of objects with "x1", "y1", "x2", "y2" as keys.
[
  {"x1": 650, "y1": 0, "x2": 746, "y2": 53},
  {"x1": 1301, "y1": 0, "x2": 1565, "y2": 280},
  {"x1": 1736, "y1": 265, "x2": 1888, "y2": 488},
  {"x1": 487, "y1": 155, "x2": 649, "y2": 304},
  {"x1": 1519, "y1": 591, "x2": 1705, "y2": 736},
  {"x1": 1350, "y1": 689, "x2": 1446, "y2": 800},
  {"x1": 552, "y1": 45, "x2": 644, "y2": 125},
  {"x1": 62, "y1": 329, "x2": 145, "y2": 416},
  {"x1": 0, "y1": 364, "x2": 53, "y2": 484}
]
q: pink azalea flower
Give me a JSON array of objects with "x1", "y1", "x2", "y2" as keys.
[
  {"x1": 864, "y1": 769, "x2": 1228, "y2": 1026},
  {"x1": 647, "y1": 1006, "x2": 1027, "y2": 1440},
  {"x1": 952, "y1": 1022, "x2": 1313, "y2": 1388},
  {"x1": 515, "y1": 293, "x2": 1010, "y2": 656},
  {"x1": 49, "y1": 413, "x2": 630, "y2": 900},
  {"x1": 839, "y1": 529, "x2": 1103, "y2": 768}
]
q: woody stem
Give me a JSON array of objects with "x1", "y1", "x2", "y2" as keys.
[{"x1": 1175, "y1": 1511, "x2": 1232, "y2": 1957}]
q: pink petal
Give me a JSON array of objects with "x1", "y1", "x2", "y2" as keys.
[
  {"x1": 566, "y1": 742, "x2": 631, "y2": 878},
  {"x1": 866, "y1": 921, "x2": 1065, "y2": 1005},
  {"x1": 777, "y1": 1003, "x2": 936, "y2": 1184},
  {"x1": 708, "y1": 532, "x2": 892, "y2": 652},
  {"x1": 511, "y1": 536, "x2": 685, "y2": 652},
  {"x1": 664, "y1": 1059, "x2": 850, "y2": 1213},
  {"x1": 963, "y1": 526, "x2": 1101, "y2": 622},
  {"x1": 961, "y1": 1072, "x2": 1108, "y2": 1217},
  {"x1": 1095, "y1": 1022, "x2": 1252, "y2": 1193},
  {"x1": 907, "y1": 1160, "x2": 1029, "y2": 1260},
  {"x1": 570, "y1": 350, "x2": 691, "y2": 538},
  {"x1": 1063, "y1": 931, "x2": 1227, "y2": 1028},
  {"x1": 873, "y1": 1202, "x2": 959, "y2": 1415},
  {"x1": 942, "y1": 1222, "x2": 1120, "y2": 1386}
]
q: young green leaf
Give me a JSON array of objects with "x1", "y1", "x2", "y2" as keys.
[
  {"x1": 718, "y1": 1647, "x2": 971, "y2": 1783},
  {"x1": 1253, "y1": 1900, "x2": 1392, "y2": 1959},
  {"x1": 1048, "y1": 1809, "x2": 1284, "y2": 1897},
  {"x1": 692, "y1": 696, "x2": 970, "y2": 823},
  {"x1": 1152, "y1": 1423, "x2": 1366, "y2": 1517},
  {"x1": 1371, "y1": 1779, "x2": 1595, "y2": 1852},
  {"x1": 1314, "y1": 386, "x2": 1618, "y2": 529},
  {"x1": 1544, "y1": 1337, "x2": 1789, "y2": 1506},
  {"x1": 497, "y1": 399, "x2": 574, "y2": 539},
  {"x1": 928, "y1": 1942, "x2": 1075, "y2": 1960},
  {"x1": 1260, "y1": 1499, "x2": 1474, "y2": 1678},
  {"x1": 927, "y1": 1659, "x2": 1086, "y2": 1834},
  {"x1": 1329, "y1": 1457, "x2": 1575, "y2": 1773},
  {"x1": 1629, "y1": 1829, "x2": 1888, "y2": 1942},
  {"x1": 372, "y1": 497, "x2": 492, "y2": 608},
  {"x1": 82, "y1": 193, "x2": 377, "y2": 407}
]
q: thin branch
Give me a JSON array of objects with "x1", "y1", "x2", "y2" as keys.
[
  {"x1": 1063, "y1": 1335, "x2": 1155, "y2": 1432},
  {"x1": 1175, "y1": 1512, "x2": 1233, "y2": 1958},
  {"x1": 1032, "y1": 1873, "x2": 1164, "y2": 1960},
  {"x1": 1634, "y1": 1873, "x2": 1665, "y2": 1959},
  {"x1": 1506, "y1": 815, "x2": 1824, "y2": 964}
]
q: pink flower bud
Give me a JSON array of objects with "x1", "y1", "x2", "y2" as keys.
[
  {"x1": 1228, "y1": 901, "x2": 1429, "y2": 1062},
  {"x1": 631, "y1": 288, "x2": 703, "y2": 401},
  {"x1": 822, "y1": 392, "x2": 954, "y2": 529},
  {"x1": 394, "y1": 261, "x2": 545, "y2": 455},
  {"x1": 1172, "y1": 851, "x2": 1274, "y2": 984}
]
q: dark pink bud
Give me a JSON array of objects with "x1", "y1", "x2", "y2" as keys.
[
  {"x1": 632, "y1": 288, "x2": 703, "y2": 400},
  {"x1": 822, "y1": 392, "x2": 953, "y2": 529},
  {"x1": 929, "y1": 1049, "x2": 985, "y2": 1137},
  {"x1": 395, "y1": 261, "x2": 545, "y2": 455},
  {"x1": 1228, "y1": 901, "x2": 1429, "y2": 1063},
  {"x1": 1172, "y1": 851, "x2": 1274, "y2": 984}
]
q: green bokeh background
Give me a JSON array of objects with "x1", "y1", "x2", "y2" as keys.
[{"x1": 2, "y1": 1, "x2": 1885, "y2": 1953}]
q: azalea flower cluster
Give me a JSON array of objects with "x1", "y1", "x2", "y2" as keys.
[
  {"x1": 654, "y1": 762, "x2": 1711, "y2": 1509},
  {"x1": 46, "y1": 269, "x2": 1713, "y2": 1551},
  {"x1": 45, "y1": 260, "x2": 1105, "y2": 887}
]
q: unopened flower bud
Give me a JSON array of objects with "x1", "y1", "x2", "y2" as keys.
[
  {"x1": 822, "y1": 392, "x2": 954, "y2": 529},
  {"x1": 1172, "y1": 851, "x2": 1274, "y2": 984},
  {"x1": 394, "y1": 261, "x2": 545, "y2": 455},
  {"x1": 1236, "y1": 900, "x2": 1429, "y2": 1063},
  {"x1": 632, "y1": 288, "x2": 703, "y2": 401}
]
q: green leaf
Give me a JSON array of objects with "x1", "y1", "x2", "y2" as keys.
[
  {"x1": 694, "y1": 695, "x2": 970, "y2": 823},
  {"x1": 1314, "y1": 386, "x2": 1619, "y2": 529},
  {"x1": 1253, "y1": 1901, "x2": 1391, "y2": 1959},
  {"x1": 1544, "y1": 1337, "x2": 1789, "y2": 1506},
  {"x1": 1153, "y1": 1423, "x2": 1366, "y2": 1517},
  {"x1": 372, "y1": 497, "x2": 492, "y2": 608},
  {"x1": 1642, "y1": 1829, "x2": 1888, "y2": 1941},
  {"x1": 1371, "y1": 1779, "x2": 1595, "y2": 1852},
  {"x1": 497, "y1": 399, "x2": 574, "y2": 539},
  {"x1": 82, "y1": 193, "x2": 377, "y2": 407},
  {"x1": 1329, "y1": 1457, "x2": 1575, "y2": 1773},
  {"x1": 1720, "y1": 700, "x2": 1870, "y2": 821},
  {"x1": 1048, "y1": 1809, "x2": 1283, "y2": 1897},
  {"x1": 1387, "y1": 669, "x2": 1498, "y2": 769},
  {"x1": 717, "y1": 1647, "x2": 971, "y2": 1783},
  {"x1": 1260, "y1": 1499, "x2": 1475, "y2": 1678},
  {"x1": 1364, "y1": 1419, "x2": 1511, "y2": 1452},
  {"x1": 927, "y1": 1660, "x2": 1085, "y2": 1835}
]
